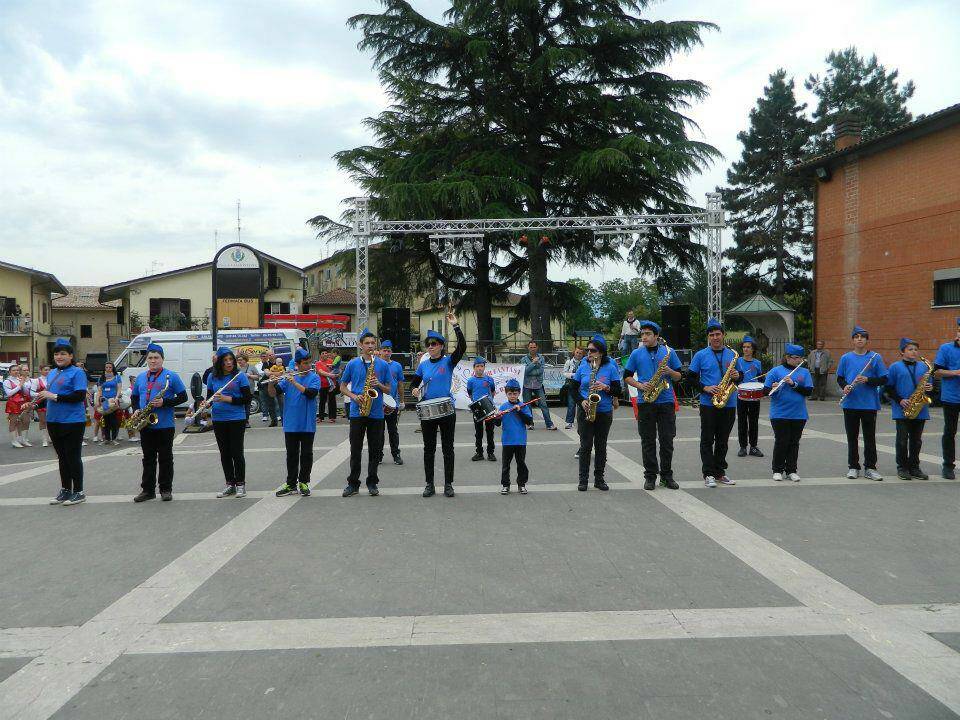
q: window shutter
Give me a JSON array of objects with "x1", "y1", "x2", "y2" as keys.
[
  {"x1": 180, "y1": 299, "x2": 191, "y2": 318},
  {"x1": 149, "y1": 298, "x2": 160, "y2": 319}
]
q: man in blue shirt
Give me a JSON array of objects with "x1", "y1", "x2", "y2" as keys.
[
  {"x1": 836, "y1": 325, "x2": 887, "y2": 480},
  {"x1": 269, "y1": 348, "x2": 322, "y2": 496},
  {"x1": 376, "y1": 340, "x2": 405, "y2": 466},
  {"x1": 623, "y1": 320, "x2": 682, "y2": 490},
  {"x1": 494, "y1": 378, "x2": 533, "y2": 493},
  {"x1": 467, "y1": 356, "x2": 497, "y2": 462},
  {"x1": 885, "y1": 338, "x2": 934, "y2": 480},
  {"x1": 131, "y1": 343, "x2": 188, "y2": 502},
  {"x1": 934, "y1": 318, "x2": 960, "y2": 479},
  {"x1": 687, "y1": 318, "x2": 741, "y2": 488},
  {"x1": 339, "y1": 329, "x2": 393, "y2": 497}
]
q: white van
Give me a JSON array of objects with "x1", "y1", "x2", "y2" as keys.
[{"x1": 113, "y1": 329, "x2": 307, "y2": 405}]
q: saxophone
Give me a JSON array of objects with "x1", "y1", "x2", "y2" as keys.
[
  {"x1": 642, "y1": 347, "x2": 673, "y2": 403},
  {"x1": 357, "y1": 356, "x2": 380, "y2": 417},
  {"x1": 585, "y1": 357, "x2": 602, "y2": 423},
  {"x1": 712, "y1": 349, "x2": 739, "y2": 409},
  {"x1": 903, "y1": 357, "x2": 934, "y2": 420},
  {"x1": 125, "y1": 377, "x2": 169, "y2": 431}
]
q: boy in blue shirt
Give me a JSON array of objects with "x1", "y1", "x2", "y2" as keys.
[
  {"x1": 763, "y1": 344, "x2": 813, "y2": 482},
  {"x1": 269, "y1": 348, "x2": 322, "y2": 496},
  {"x1": 467, "y1": 356, "x2": 497, "y2": 462},
  {"x1": 494, "y1": 378, "x2": 533, "y2": 494},
  {"x1": 934, "y1": 318, "x2": 960, "y2": 479},
  {"x1": 377, "y1": 340, "x2": 405, "y2": 466},
  {"x1": 735, "y1": 335, "x2": 764, "y2": 458},
  {"x1": 886, "y1": 338, "x2": 934, "y2": 480},
  {"x1": 836, "y1": 325, "x2": 887, "y2": 480}
]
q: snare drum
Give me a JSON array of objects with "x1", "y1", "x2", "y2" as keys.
[
  {"x1": 383, "y1": 394, "x2": 398, "y2": 414},
  {"x1": 737, "y1": 382, "x2": 764, "y2": 402},
  {"x1": 469, "y1": 396, "x2": 497, "y2": 422},
  {"x1": 416, "y1": 397, "x2": 455, "y2": 421}
]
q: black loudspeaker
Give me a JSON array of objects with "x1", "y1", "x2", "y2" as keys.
[
  {"x1": 381, "y1": 307, "x2": 411, "y2": 352},
  {"x1": 660, "y1": 304, "x2": 691, "y2": 349}
]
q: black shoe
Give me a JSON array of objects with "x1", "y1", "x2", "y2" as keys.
[
  {"x1": 897, "y1": 468, "x2": 911, "y2": 480},
  {"x1": 269, "y1": 420, "x2": 278, "y2": 427},
  {"x1": 749, "y1": 447, "x2": 764, "y2": 458},
  {"x1": 737, "y1": 447, "x2": 747, "y2": 457},
  {"x1": 275, "y1": 483, "x2": 297, "y2": 497},
  {"x1": 594, "y1": 480, "x2": 610, "y2": 491},
  {"x1": 443, "y1": 484, "x2": 455, "y2": 497},
  {"x1": 160, "y1": 491, "x2": 173, "y2": 501},
  {"x1": 942, "y1": 466, "x2": 956, "y2": 480},
  {"x1": 342, "y1": 485, "x2": 360, "y2": 497},
  {"x1": 909, "y1": 468, "x2": 929, "y2": 481},
  {"x1": 577, "y1": 481, "x2": 588, "y2": 491},
  {"x1": 393, "y1": 454, "x2": 404, "y2": 466},
  {"x1": 487, "y1": 453, "x2": 497, "y2": 462},
  {"x1": 133, "y1": 491, "x2": 155, "y2": 503},
  {"x1": 643, "y1": 478, "x2": 655, "y2": 490},
  {"x1": 662, "y1": 478, "x2": 680, "y2": 490},
  {"x1": 422, "y1": 484, "x2": 435, "y2": 498},
  {"x1": 471, "y1": 452, "x2": 484, "y2": 461},
  {"x1": 368, "y1": 485, "x2": 379, "y2": 496},
  {"x1": 245, "y1": 422, "x2": 251, "y2": 429}
]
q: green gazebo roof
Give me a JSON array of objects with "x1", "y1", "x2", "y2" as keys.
[{"x1": 727, "y1": 292, "x2": 793, "y2": 314}]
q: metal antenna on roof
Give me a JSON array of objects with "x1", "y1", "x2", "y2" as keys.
[{"x1": 236, "y1": 200, "x2": 242, "y2": 242}]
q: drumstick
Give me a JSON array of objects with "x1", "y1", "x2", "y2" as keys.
[
  {"x1": 768, "y1": 360, "x2": 808, "y2": 396},
  {"x1": 485, "y1": 397, "x2": 540, "y2": 422}
]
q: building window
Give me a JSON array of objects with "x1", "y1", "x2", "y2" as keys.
[
  {"x1": 80, "y1": 324, "x2": 92, "y2": 339},
  {"x1": 116, "y1": 306, "x2": 124, "y2": 325},
  {"x1": 149, "y1": 298, "x2": 192, "y2": 329},
  {"x1": 492, "y1": 317, "x2": 502, "y2": 341},
  {"x1": 324, "y1": 269, "x2": 332, "y2": 281},
  {"x1": 266, "y1": 302, "x2": 291, "y2": 314},
  {"x1": 42, "y1": 302, "x2": 48, "y2": 323},
  {"x1": 267, "y1": 263, "x2": 280, "y2": 289},
  {"x1": 934, "y1": 278, "x2": 960, "y2": 307},
  {"x1": 310, "y1": 275, "x2": 316, "y2": 287},
  {"x1": 508, "y1": 316, "x2": 518, "y2": 333}
]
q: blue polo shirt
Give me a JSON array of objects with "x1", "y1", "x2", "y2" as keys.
[
  {"x1": 887, "y1": 360, "x2": 931, "y2": 420},
  {"x1": 385, "y1": 360, "x2": 404, "y2": 400},
  {"x1": 341, "y1": 357, "x2": 392, "y2": 420},
  {"x1": 132, "y1": 368, "x2": 185, "y2": 430},
  {"x1": 206, "y1": 371, "x2": 250, "y2": 422},
  {"x1": 736, "y1": 357, "x2": 762, "y2": 384},
  {"x1": 45, "y1": 365, "x2": 89, "y2": 424},
  {"x1": 836, "y1": 351, "x2": 887, "y2": 411},
  {"x1": 279, "y1": 371, "x2": 322, "y2": 432},
  {"x1": 466, "y1": 375, "x2": 496, "y2": 402},
  {"x1": 764, "y1": 364, "x2": 813, "y2": 420},
  {"x1": 624, "y1": 345, "x2": 681, "y2": 404},
  {"x1": 689, "y1": 346, "x2": 739, "y2": 409},
  {"x1": 572, "y1": 357, "x2": 620, "y2": 413},
  {"x1": 934, "y1": 341, "x2": 960, "y2": 404},
  {"x1": 498, "y1": 400, "x2": 532, "y2": 446},
  {"x1": 416, "y1": 355, "x2": 456, "y2": 402}
]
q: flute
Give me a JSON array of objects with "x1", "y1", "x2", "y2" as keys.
[
  {"x1": 485, "y1": 397, "x2": 540, "y2": 422},
  {"x1": 839, "y1": 353, "x2": 878, "y2": 406},
  {"x1": 769, "y1": 360, "x2": 808, "y2": 396},
  {"x1": 184, "y1": 370, "x2": 246, "y2": 423}
]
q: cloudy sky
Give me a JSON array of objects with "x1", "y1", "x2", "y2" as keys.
[{"x1": 1, "y1": 0, "x2": 957, "y2": 288}]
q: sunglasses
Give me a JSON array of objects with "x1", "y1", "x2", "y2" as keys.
[
  {"x1": 587, "y1": 347, "x2": 599, "y2": 353},
  {"x1": 786, "y1": 354, "x2": 802, "y2": 359},
  {"x1": 425, "y1": 341, "x2": 441, "y2": 348}
]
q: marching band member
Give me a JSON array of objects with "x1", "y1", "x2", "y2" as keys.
[
  {"x1": 934, "y1": 318, "x2": 960, "y2": 480},
  {"x1": 467, "y1": 356, "x2": 497, "y2": 462},
  {"x1": 131, "y1": 343, "x2": 188, "y2": 502},
  {"x1": 39, "y1": 339, "x2": 89, "y2": 505},
  {"x1": 32, "y1": 364, "x2": 51, "y2": 447},
  {"x1": 315, "y1": 349, "x2": 341, "y2": 424},
  {"x1": 339, "y1": 329, "x2": 392, "y2": 497},
  {"x1": 378, "y1": 340, "x2": 405, "y2": 465},
  {"x1": 763, "y1": 344, "x2": 813, "y2": 482},
  {"x1": 571, "y1": 334, "x2": 621, "y2": 492},
  {"x1": 206, "y1": 347, "x2": 252, "y2": 498},
  {"x1": 886, "y1": 338, "x2": 933, "y2": 481},
  {"x1": 270, "y1": 348, "x2": 321, "y2": 497},
  {"x1": 494, "y1": 378, "x2": 533, "y2": 494},
  {"x1": 407, "y1": 308, "x2": 465, "y2": 498},
  {"x1": 836, "y1": 325, "x2": 887, "y2": 480},
  {"x1": 4, "y1": 365, "x2": 27, "y2": 447},
  {"x1": 96, "y1": 362, "x2": 124, "y2": 446},
  {"x1": 736, "y1": 336, "x2": 764, "y2": 458},
  {"x1": 688, "y1": 318, "x2": 741, "y2": 487},
  {"x1": 18, "y1": 365, "x2": 36, "y2": 446},
  {"x1": 623, "y1": 320, "x2": 682, "y2": 490}
]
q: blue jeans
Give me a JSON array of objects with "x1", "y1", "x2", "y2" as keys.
[
  {"x1": 258, "y1": 384, "x2": 278, "y2": 422},
  {"x1": 565, "y1": 383, "x2": 578, "y2": 425},
  {"x1": 523, "y1": 387, "x2": 554, "y2": 428},
  {"x1": 621, "y1": 335, "x2": 640, "y2": 355}
]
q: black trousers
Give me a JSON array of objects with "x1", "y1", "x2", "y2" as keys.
[
  {"x1": 385, "y1": 411, "x2": 400, "y2": 457},
  {"x1": 943, "y1": 403, "x2": 959, "y2": 470},
  {"x1": 473, "y1": 417, "x2": 495, "y2": 454},
  {"x1": 48, "y1": 421, "x2": 85, "y2": 493},
  {"x1": 284, "y1": 432, "x2": 314, "y2": 485},
  {"x1": 843, "y1": 409, "x2": 878, "y2": 470},
  {"x1": 698, "y1": 406, "x2": 737, "y2": 477},
  {"x1": 578, "y1": 408, "x2": 612, "y2": 482},
  {"x1": 102, "y1": 412, "x2": 121, "y2": 442},
  {"x1": 140, "y1": 426, "x2": 175, "y2": 494},
  {"x1": 213, "y1": 419, "x2": 246, "y2": 486},
  {"x1": 347, "y1": 417, "x2": 384, "y2": 488},
  {"x1": 895, "y1": 419, "x2": 925, "y2": 471},
  {"x1": 501, "y1": 445, "x2": 528, "y2": 487},
  {"x1": 637, "y1": 403, "x2": 676, "y2": 481},
  {"x1": 317, "y1": 387, "x2": 338, "y2": 420},
  {"x1": 736, "y1": 400, "x2": 760, "y2": 449},
  {"x1": 771, "y1": 418, "x2": 806, "y2": 474},
  {"x1": 421, "y1": 413, "x2": 456, "y2": 486},
  {"x1": 813, "y1": 372, "x2": 829, "y2": 400}
]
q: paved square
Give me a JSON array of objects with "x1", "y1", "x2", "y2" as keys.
[{"x1": 1, "y1": 405, "x2": 959, "y2": 718}]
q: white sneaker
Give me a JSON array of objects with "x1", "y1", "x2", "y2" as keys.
[
  {"x1": 11, "y1": 440, "x2": 23, "y2": 448},
  {"x1": 21, "y1": 438, "x2": 32, "y2": 447},
  {"x1": 93, "y1": 437, "x2": 102, "y2": 443},
  {"x1": 788, "y1": 473, "x2": 801, "y2": 483},
  {"x1": 846, "y1": 469, "x2": 859, "y2": 479},
  {"x1": 773, "y1": 472, "x2": 783, "y2": 482},
  {"x1": 128, "y1": 437, "x2": 139, "y2": 442},
  {"x1": 42, "y1": 439, "x2": 49, "y2": 447},
  {"x1": 81, "y1": 441, "x2": 88, "y2": 446},
  {"x1": 704, "y1": 475, "x2": 717, "y2": 488},
  {"x1": 565, "y1": 423, "x2": 573, "y2": 429},
  {"x1": 864, "y1": 468, "x2": 884, "y2": 481}
]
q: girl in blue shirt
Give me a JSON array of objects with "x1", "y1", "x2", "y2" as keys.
[
  {"x1": 571, "y1": 335, "x2": 622, "y2": 491},
  {"x1": 736, "y1": 336, "x2": 764, "y2": 458},
  {"x1": 762, "y1": 344, "x2": 813, "y2": 482},
  {"x1": 466, "y1": 356, "x2": 497, "y2": 462},
  {"x1": 97, "y1": 362, "x2": 124, "y2": 445},
  {"x1": 494, "y1": 378, "x2": 533, "y2": 494},
  {"x1": 206, "y1": 347, "x2": 252, "y2": 498}
]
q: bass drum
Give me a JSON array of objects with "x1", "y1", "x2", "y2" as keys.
[{"x1": 416, "y1": 397, "x2": 455, "y2": 421}]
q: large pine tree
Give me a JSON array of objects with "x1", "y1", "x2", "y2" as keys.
[
  {"x1": 722, "y1": 70, "x2": 813, "y2": 300},
  {"x1": 331, "y1": 0, "x2": 719, "y2": 348}
]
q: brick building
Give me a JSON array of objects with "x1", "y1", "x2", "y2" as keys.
[{"x1": 798, "y1": 103, "x2": 960, "y2": 368}]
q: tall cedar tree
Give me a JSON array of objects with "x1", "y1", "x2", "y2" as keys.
[
  {"x1": 722, "y1": 70, "x2": 813, "y2": 300},
  {"x1": 336, "y1": 0, "x2": 719, "y2": 348},
  {"x1": 805, "y1": 47, "x2": 914, "y2": 155}
]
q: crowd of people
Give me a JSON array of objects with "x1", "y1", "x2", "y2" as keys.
[{"x1": 4, "y1": 314, "x2": 960, "y2": 506}]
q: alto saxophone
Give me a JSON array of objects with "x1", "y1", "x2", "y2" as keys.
[
  {"x1": 642, "y1": 347, "x2": 673, "y2": 403},
  {"x1": 357, "y1": 356, "x2": 380, "y2": 417},
  {"x1": 125, "y1": 377, "x2": 169, "y2": 431},
  {"x1": 903, "y1": 357, "x2": 934, "y2": 420},
  {"x1": 712, "y1": 349, "x2": 739, "y2": 409},
  {"x1": 585, "y1": 357, "x2": 602, "y2": 423}
]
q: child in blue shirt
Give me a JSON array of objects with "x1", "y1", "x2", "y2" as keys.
[
  {"x1": 494, "y1": 378, "x2": 533, "y2": 494},
  {"x1": 467, "y1": 356, "x2": 497, "y2": 461},
  {"x1": 763, "y1": 343, "x2": 813, "y2": 482},
  {"x1": 886, "y1": 338, "x2": 934, "y2": 480}
]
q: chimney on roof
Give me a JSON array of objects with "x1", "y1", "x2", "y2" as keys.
[{"x1": 834, "y1": 115, "x2": 863, "y2": 151}]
